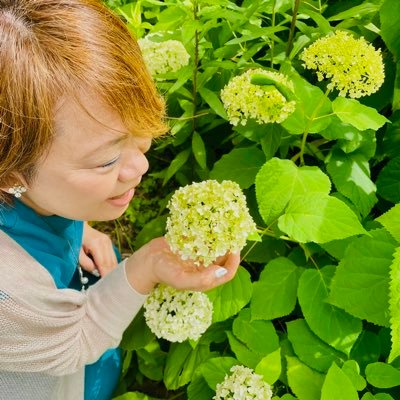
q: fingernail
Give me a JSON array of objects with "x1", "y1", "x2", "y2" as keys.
[
  {"x1": 92, "y1": 269, "x2": 100, "y2": 277},
  {"x1": 215, "y1": 267, "x2": 228, "y2": 278}
]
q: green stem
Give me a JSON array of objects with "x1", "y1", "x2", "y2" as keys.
[
  {"x1": 286, "y1": 0, "x2": 301, "y2": 57},
  {"x1": 270, "y1": 0, "x2": 276, "y2": 68},
  {"x1": 192, "y1": 0, "x2": 199, "y2": 133},
  {"x1": 299, "y1": 88, "x2": 331, "y2": 165}
]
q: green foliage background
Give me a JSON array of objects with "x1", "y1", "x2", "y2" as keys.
[{"x1": 102, "y1": 0, "x2": 400, "y2": 398}]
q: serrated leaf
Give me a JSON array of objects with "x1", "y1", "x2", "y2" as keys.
[
  {"x1": 210, "y1": 147, "x2": 266, "y2": 189},
  {"x1": 329, "y1": 229, "x2": 397, "y2": 326},
  {"x1": 255, "y1": 158, "x2": 331, "y2": 226},
  {"x1": 207, "y1": 267, "x2": 253, "y2": 323},
  {"x1": 298, "y1": 266, "x2": 362, "y2": 355},
  {"x1": 233, "y1": 308, "x2": 279, "y2": 355},
  {"x1": 332, "y1": 97, "x2": 389, "y2": 131},
  {"x1": 321, "y1": 363, "x2": 358, "y2": 400},
  {"x1": 278, "y1": 193, "x2": 367, "y2": 244},
  {"x1": 255, "y1": 348, "x2": 281, "y2": 385},
  {"x1": 286, "y1": 356, "x2": 324, "y2": 400},
  {"x1": 377, "y1": 204, "x2": 400, "y2": 243},
  {"x1": 376, "y1": 156, "x2": 400, "y2": 203},
  {"x1": 388, "y1": 247, "x2": 400, "y2": 362},
  {"x1": 365, "y1": 362, "x2": 400, "y2": 388},
  {"x1": 327, "y1": 151, "x2": 377, "y2": 218},
  {"x1": 200, "y1": 357, "x2": 237, "y2": 390},
  {"x1": 251, "y1": 257, "x2": 303, "y2": 320},
  {"x1": 287, "y1": 319, "x2": 345, "y2": 372}
]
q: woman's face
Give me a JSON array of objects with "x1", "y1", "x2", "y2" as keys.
[{"x1": 17, "y1": 94, "x2": 151, "y2": 221}]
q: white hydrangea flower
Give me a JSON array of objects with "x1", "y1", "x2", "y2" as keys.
[
  {"x1": 165, "y1": 180, "x2": 257, "y2": 267},
  {"x1": 220, "y1": 68, "x2": 296, "y2": 126},
  {"x1": 143, "y1": 284, "x2": 213, "y2": 342},
  {"x1": 138, "y1": 37, "x2": 190, "y2": 76},
  {"x1": 214, "y1": 365, "x2": 273, "y2": 400}
]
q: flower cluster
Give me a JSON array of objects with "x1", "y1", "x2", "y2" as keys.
[
  {"x1": 214, "y1": 365, "x2": 273, "y2": 400},
  {"x1": 138, "y1": 37, "x2": 190, "y2": 76},
  {"x1": 165, "y1": 180, "x2": 257, "y2": 266},
  {"x1": 301, "y1": 30, "x2": 384, "y2": 98},
  {"x1": 220, "y1": 68, "x2": 296, "y2": 126},
  {"x1": 143, "y1": 284, "x2": 213, "y2": 342}
]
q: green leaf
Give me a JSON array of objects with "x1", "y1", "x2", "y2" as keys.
[
  {"x1": 242, "y1": 236, "x2": 287, "y2": 263},
  {"x1": 329, "y1": 229, "x2": 397, "y2": 326},
  {"x1": 278, "y1": 193, "x2": 367, "y2": 244},
  {"x1": 377, "y1": 205, "x2": 400, "y2": 243},
  {"x1": 365, "y1": 362, "x2": 400, "y2": 388},
  {"x1": 120, "y1": 309, "x2": 155, "y2": 351},
  {"x1": 321, "y1": 362, "x2": 358, "y2": 400},
  {"x1": 113, "y1": 392, "x2": 157, "y2": 400},
  {"x1": 200, "y1": 357, "x2": 237, "y2": 390},
  {"x1": 162, "y1": 148, "x2": 191, "y2": 185},
  {"x1": 163, "y1": 343, "x2": 211, "y2": 390},
  {"x1": 226, "y1": 331, "x2": 261, "y2": 369},
  {"x1": 350, "y1": 330, "x2": 381, "y2": 373},
  {"x1": 255, "y1": 348, "x2": 282, "y2": 385},
  {"x1": 137, "y1": 340, "x2": 166, "y2": 381},
  {"x1": 388, "y1": 247, "x2": 400, "y2": 362},
  {"x1": 187, "y1": 376, "x2": 215, "y2": 400},
  {"x1": 255, "y1": 158, "x2": 331, "y2": 226},
  {"x1": 207, "y1": 267, "x2": 253, "y2": 323},
  {"x1": 287, "y1": 319, "x2": 345, "y2": 372},
  {"x1": 210, "y1": 147, "x2": 266, "y2": 189},
  {"x1": 332, "y1": 97, "x2": 389, "y2": 131},
  {"x1": 341, "y1": 360, "x2": 367, "y2": 391},
  {"x1": 327, "y1": 150, "x2": 377, "y2": 218},
  {"x1": 192, "y1": 132, "x2": 207, "y2": 170},
  {"x1": 380, "y1": 0, "x2": 400, "y2": 61},
  {"x1": 251, "y1": 257, "x2": 303, "y2": 320},
  {"x1": 134, "y1": 215, "x2": 167, "y2": 248},
  {"x1": 198, "y1": 86, "x2": 228, "y2": 119},
  {"x1": 376, "y1": 157, "x2": 400, "y2": 203},
  {"x1": 286, "y1": 356, "x2": 324, "y2": 400},
  {"x1": 298, "y1": 266, "x2": 362, "y2": 355},
  {"x1": 362, "y1": 394, "x2": 394, "y2": 400},
  {"x1": 233, "y1": 308, "x2": 279, "y2": 355}
]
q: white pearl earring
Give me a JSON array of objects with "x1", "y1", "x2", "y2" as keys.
[{"x1": 8, "y1": 185, "x2": 27, "y2": 198}]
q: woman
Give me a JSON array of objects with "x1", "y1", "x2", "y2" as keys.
[{"x1": 0, "y1": 1, "x2": 240, "y2": 399}]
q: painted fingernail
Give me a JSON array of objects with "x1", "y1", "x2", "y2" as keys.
[
  {"x1": 92, "y1": 269, "x2": 100, "y2": 277},
  {"x1": 215, "y1": 267, "x2": 228, "y2": 278}
]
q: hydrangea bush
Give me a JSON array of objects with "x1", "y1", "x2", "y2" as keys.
[{"x1": 108, "y1": 0, "x2": 400, "y2": 399}]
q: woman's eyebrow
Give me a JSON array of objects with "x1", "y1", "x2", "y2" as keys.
[{"x1": 84, "y1": 134, "x2": 127, "y2": 157}]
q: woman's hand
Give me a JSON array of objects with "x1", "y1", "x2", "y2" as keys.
[
  {"x1": 125, "y1": 237, "x2": 240, "y2": 294},
  {"x1": 79, "y1": 222, "x2": 118, "y2": 277}
]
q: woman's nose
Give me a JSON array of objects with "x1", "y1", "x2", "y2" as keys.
[{"x1": 118, "y1": 147, "x2": 149, "y2": 183}]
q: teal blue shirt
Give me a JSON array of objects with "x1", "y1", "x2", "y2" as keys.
[{"x1": 0, "y1": 200, "x2": 121, "y2": 400}]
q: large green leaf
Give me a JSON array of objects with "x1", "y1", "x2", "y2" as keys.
[
  {"x1": 341, "y1": 360, "x2": 366, "y2": 391},
  {"x1": 350, "y1": 330, "x2": 381, "y2": 373},
  {"x1": 287, "y1": 319, "x2": 345, "y2": 372},
  {"x1": 200, "y1": 357, "x2": 237, "y2": 390},
  {"x1": 207, "y1": 267, "x2": 253, "y2": 323},
  {"x1": 187, "y1": 376, "x2": 215, "y2": 400},
  {"x1": 298, "y1": 266, "x2": 362, "y2": 355},
  {"x1": 233, "y1": 308, "x2": 279, "y2": 355},
  {"x1": 255, "y1": 158, "x2": 331, "y2": 226},
  {"x1": 226, "y1": 331, "x2": 261, "y2": 369},
  {"x1": 380, "y1": 0, "x2": 400, "y2": 61},
  {"x1": 278, "y1": 193, "x2": 367, "y2": 243},
  {"x1": 255, "y1": 348, "x2": 282, "y2": 385},
  {"x1": 365, "y1": 362, "x2": 400, "y2": 388},
  {"x1": 251, "y1": 257, "x2": 303, "y2": 320},
  {"x1": 376, "y1": 204, "x2": 400, "y2": 242},
  {"x1": 286, "y1": 356, "x2": 324, "y2": 400},
  {"x1": 321, "y1": 363, "x2": 358, "y2": 400},
  {"x1": 210, "y1": 147, "x2": 266, "y2": 189},
  {"x1": 327, "y1": 150, "x2": 377, "y2": 218},
  {"x1": 329, "y1": 229, "x2": 397, "y2": 327},
  {"x1": 376, "y1": 157, "x2": 400, "y2": 203},
  {"x1": 332, "y1": 97, "x2": 389, "y2": 131},
  {"x1": 388, "y1": 247, "x2": 400, "y2": 362}
]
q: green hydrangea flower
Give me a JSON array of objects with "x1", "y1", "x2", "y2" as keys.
[
  {"x1": 214, "y1": 365, "x2": 273, "y2": 400},
  {"x1": 301, "y1": 30, "x2": 384, "y2": 98},
  {"x1": 143, "y1": 284, "x2": 213, "y2": 342},
  {"x1": 220, "y1": 68, "x2": 296, "y2": 126},
  {"x1": 138, "y1": 37, "x2": 190, "y2": 75},
  {"x1": 165, "y1": 180, "x2": 257, "y2": 267}
]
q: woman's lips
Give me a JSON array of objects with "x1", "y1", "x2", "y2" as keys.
[{"x1": 107, "y1": 188, "x2": 135, "y2": 207}]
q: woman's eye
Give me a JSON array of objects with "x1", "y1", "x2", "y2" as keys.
[{"x1": 99, "y1": 156, "x2": 119, "y2": 168}]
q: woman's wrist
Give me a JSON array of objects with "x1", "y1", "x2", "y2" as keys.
[{"x1": 124, "y1": 252, "x2": 157, "y2": 295}]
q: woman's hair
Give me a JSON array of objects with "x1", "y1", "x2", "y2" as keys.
[{"x1": 0, "y1": 0, "x2": 167, "y2": 202}]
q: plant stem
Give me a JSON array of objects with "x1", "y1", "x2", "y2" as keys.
[
  {"x1": 192, "y1": 0, "x2": 199, "y2": 133},
  {"x1": 298, "y1": 88, "x2": 331, "y2": 165},
  {"x1": 286, "y1": 0, "x2": 301, "y2": 57},
  {"x1": 270, "y1": 0, "x2": 276, "y2": 67}
]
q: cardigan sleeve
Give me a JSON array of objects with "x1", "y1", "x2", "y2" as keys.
[{"x1": 0, "y1": 233, "x2": 147, "y2": 376}]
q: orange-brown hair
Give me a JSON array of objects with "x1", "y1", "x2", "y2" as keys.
[{"x1": 0, "y1": 0, "x2": 167, "y2": 203}]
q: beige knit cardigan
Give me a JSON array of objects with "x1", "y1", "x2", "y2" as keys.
[{"x1": 0, "y1": 230, "x2": 148, "y2": 400}]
